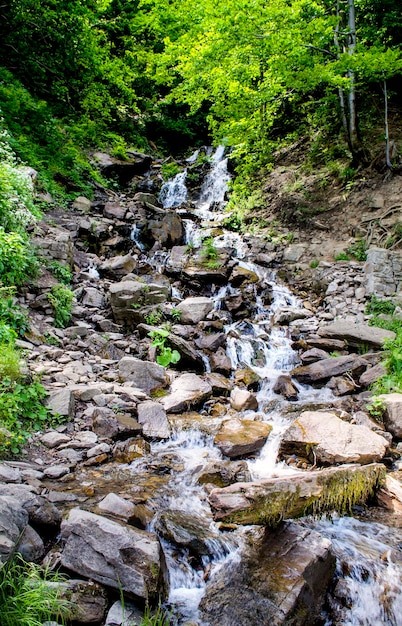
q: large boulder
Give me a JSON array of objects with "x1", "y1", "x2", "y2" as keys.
[
  {"x1": 109, "y1": 281, "x2": 169, "y2": 329},
  {"x1": 317, "y1": 321, "x2": 395, "y2": 349},
  {"x1": 380, "y1": 393, "x2": 402, "y2": 439},
  {"x1": 208, "y1": 463, "x2": 385, "y2": 525},
  {"x1": 60, "y1": 508, "x2": 165, "y2": 600},
  {"x1": 99, "y1": 255, "x2": 137, "y2": 279},
  {"x1": 0, "y1": 495, "x2": 29, "y2": 565},
  {"x1": 118, "y1": 357, "x2": 167, "y2": 395},
  {"x1": 160, "y1": 373, "x2": 212, "y2": 413},
  {"x1": 137, "y1": 401, "x2": 170, "y2": 439},
  {"x1": 279, "y1": 410, "x2": 388, "y2": 465},
  {"x1": 364, "y1": 247, "x2": 402, "y2": 299},
  {"x1": 291, "y1": 354, "x2": 367, "y2": 384},
  {"x1": 176, "y1": 297, "x2": 214, "y2": 324},
  {"x1": 214, "y1": 418, "x2": 272, "y2": 459},
  {"x1": 199, "y1": 522, "x2": 335, "y2": 626},
  {"x1": 154, "y1": 509, "x2": 223, "y2": 558}
]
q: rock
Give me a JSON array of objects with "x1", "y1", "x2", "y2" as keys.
[
  {"x1": 197, "y1": 460, "x2": 251, "y2": 487},
  {"x1": 118, "y1": 357, "x2": 167, "y2": 394},
  {"x1": 93, "y1": 152, "x2": 152, "y2": 184},
  {"x1": 146, "y1": 210, "x2": 183, "y2": 247},
  {"x1": 112, "y1": 437, "x2": 150, "y2": 463},
  {"x1": 61, "y1": 508, "x2": 165, "y2": 600},
  {"x1": 0, "y1": 495, "x2": 29, "y2": 564},
  {"x1": 103, "y1": 201, "x2": 128, "y2": 220},
  {"x1": 229, "y1": 264, "x2": 259, "y2": 286},
  {"x1": 41, "y1": 431, "x2": 71, "y2": 448},
  {"x1": 72, "y1": 196, "x2": 92, "y2": 211},
  {"x1": 109, "y1": 280, "x2": 169, "y2": 329},
  {"x1": 208, "y1": 463, "x2": 385, "y2": 525},
  {"x1": 204, "y1": 372, "x2": 232, "y2": 396},
  {"x1": 273, "y1": 374, "x2": 299, "y2": 400},
  {"x1": 377, "y1": 474, "x2": 402, "y2": 513},
  {"x1": 17, "y1": 524, "x2": 45, "y2": 562},
  {"x1": 98, "y1": 493, "x2": 137, "y2": 523},
  {"x1": 195, "y1": 332, "x2": 226, "y2": 352},
  {"x1": 176, "y1": 296, "x2": 214, "y2": 324},
  {"x1": 87, "y1": 443, "x2": 111, "y2": 459},
  {"x1": 233, "y1": 368, "x2": 260, "y2": 390},
  {"x1": 155, "y1": 509, "x2": 223, "y2": 557},
  {"x1": 380, "y1": 393, "x2": 402, "y2": 439},
  {"x1": 137, "y1": 401, "x2": 170, "y2": 439},
  {"x1": 274, "y1": 307, "x2": 313, "y2": 325},
  {"x1": 55, "y1": 579, "x2": 108, "y2": 624},
  {"x1": 317, "y1": 321, "x2": 395, "y2": 349},
  {"x1": 81, "y1": 288, "x2": 105, "y2": 308},
  {"x1": 210, "y1": 347, "x2": 233, "y2": 374},
  {"x1": 0, "y1": 464, "x2": 21, "y2": 483},
  {"x1": 43, "y1": 464, "x2": 70, "y2": 479},
  {"x1": 199, "y1": 522, "x2": 335, "y2": 626},
  {"x1": 229, "y1": 387, "x2": 258, "y2": 411},
  {"x1": 46, "y1": 389, "x2": 75, "y2": 418},
  {"x1": 279, "y1": 411, "x2": 388, "y2": 465},
  {"x1": 105, "y1": 600, "x2": 144, "y2": 626},
  {"x1": 99, "y1": 255, "x2": 137, "y2": 279},
  {"x1": 214, "y1": 418, "x2": 272, "y2": 459},
  {"x1": 327, "y1": 375, "x2": 356, "y2": 395},
  {"x1": 161, "y1": 373, "x2": 212, "y2": 413},
  {"x1": 291, "y1": 354, "x2": 367, "y2": 384},
  {"x1": 364, "y1": 247, "x2": 402, "y2": 299},
  {"x1": 164, "y1": 332, "x2": 206, "y2": 371},
  {"x1": 300, "y1": 348, "x2": 330, "y2": 364}
]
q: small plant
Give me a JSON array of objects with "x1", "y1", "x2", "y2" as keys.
[
  {"x1": 148, "y1": 327, "x2": 181, "y2": 368},
  {"x1": 0, "y1": 554, "x2": 72, "y2": 626},
  {"x1": 200, "y1": 236, "x2": 220, "y2": 269},
  {"x1": 161, "y1": 161, "x2": 181, "y2": 180},
  {"x1": 140, "y1": 605, "x2": 172, "y2": 626},
  {"x1": 185, "y1": 242, "x2": 195, "y2": 254},
  {"x1": 171, "y1": 307, "x2": 182, "y2": 322},
  {"x1": 0, "y1": 227, "x2": 39, "y2": 286},
  {"x1": 365, "y1": 295, "x2": 396, "y2": 316},
  {"x1": 145, "y1": 308, "x2": 163, "y2": 326},
  {"x1": 334, "y1": 252, "x2": 350, "y2": 262},
  {"x1": 310, "y1": 259, "x2": 319, "y2": 268},
  {"x1": 46, "y1": 260, "x2": 72, "y2": 284},
  {"x1": 47, "y1": 284, "x2": 74, "y2": 328},
  {"x1": 0, "y1": 342, "x2": 22, "y2": 380},
  {"x1": 370, "y1": 329, "x2": 402, "y2": 395},
  {"x1": 0, "y1": 289, "x2": 29, "y2": 337},
  {"x1": 346, "y1": 238, "x2": 367, "y2": 262},
  {"x1": 366, "y1": 397, "x2": 386, "y2": 422}
]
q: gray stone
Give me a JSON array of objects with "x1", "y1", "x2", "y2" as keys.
[
  {"x1": 176, "y1": 297, "x2": 214, "y2": 324},
  {"x1": 280, "y1": 410, "x2": 388, "y2": 465},
  {"x1": 98, "y1": 493, "x2": 136, "y2": 522},
  {"x1": 61, "y1": 508, "x2": 165, "y2": 600},
  {"x1": 137, "y1": 401, "x2": 170, "y2": 439},
  {"x1": 291, "y1": 354, "x2": 367, "y2": 384},
  {"x1": 317, "y1": 320, "x2": 396, "y2": 349},
  {"x1": 0, "y1": 464, "x2": 21, "y2": 483},
  {"x1": 364, "y1": 247, "x2": 402, "y2": 299},
  {"x1": 214, "y1": 418, "x2": 272, "y2": 459},
  {"x1": 46, "y1": 389, "x2": 75, "y2": 418},
  {"x1": 359, "y1": 363, "x2": 387, "y2": 387},
  {"x1": 118, "y1": 357, "x2": 167, "y2": 394},
  {"x1": 0, "y1": 495, "x2": 29, "y2": 564},
  {"x1": 41, "y1": 431, "x2": 71, "y2": 448},
  {"x1": 17, "y1": 524, "x2": 45, "y2": 562},
  {"x1": 105, "y1": 600, "x2": 143, "y2": 626},
  {"x1": 229, "y1": 387, "x2": 258, "y2": 412},
  {"x1": 380, "y1": 393, "x2": 402, "y2": 439},
  {"x1": 161, "y1": 373, "x2": 212, "y2": 413},
  {"x1": 43, "y1": 464, "x2": 70, "y2": 479},
  {"x1": 81, "y1": 288, "x2": 105, "y2": 308},
  {"x1": 100, "y1": 255, "x2": 136, "y2": 278}
]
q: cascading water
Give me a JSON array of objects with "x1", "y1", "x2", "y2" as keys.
[{"x1": 132, "y1": 146, "x2": 402, "y2": 625}]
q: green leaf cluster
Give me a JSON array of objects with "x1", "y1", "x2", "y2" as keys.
[
  {"x1": 47, "y1": 284, "x2": 75, "y2": 328},
  {"x1": 148, "y1": 327, "x2": 181, "y2": 367}
]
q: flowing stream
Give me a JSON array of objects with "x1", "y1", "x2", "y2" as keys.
[{"x1": 133, "y1": 147, "x2": 402, "y2": 625}]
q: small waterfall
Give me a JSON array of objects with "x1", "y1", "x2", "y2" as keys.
[
  {"x1": 130, "y1": 223, "x2": 146, "y2": 251},
  {"x1": 159, "y1": 170, "x2": 188, "y2": 208}
]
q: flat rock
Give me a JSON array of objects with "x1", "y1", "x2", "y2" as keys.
[
  {"x1": 209, "y1": 463, "x2": 385, "y2": 525},
  {"x1": 317, "y1": 321, "x2": 395, "y2": 349},
  {"x1": 98, "y1": 493, "x2": 137, "y2": 522},
  {"x1": 176, "y1": 297, "x2": 214, "y2": 324},
  {"x1": 61, "y1": 508, "x2": 165, "y2": 600},
  {"x1": 291, "y1": 354, "x2": 367, "y2": 383},
  {"x1": 161, "y1": 373, "x2": 212, "y2": 413},
  {"x1": 137, "y1": 401, "x2": 170, "y2": 439},
  {"x1": 46, "y1": 389, "x2": 75, "y2": 418},
  {"x1": 0, "y1": 495, "x2": 29, "y2": 564},
  {"x1": 118, "y1": 357, "x2": 167, "y2": 394},
  {"x1": 279, "y1": 410, "x2": 388, "y2": 465},
  {"x1": 214, "y1": 418, "x2": 272, "y2": 459}
]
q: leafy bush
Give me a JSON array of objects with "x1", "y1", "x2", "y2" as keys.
[
  {"x1": 48, "y1": 284, "x2": 74, "y2": 328},
  {"x1": 148, "y1": 327, "x2": 181, "y2": 367},
  {"x1": 201, "y1": 237, "x2": 220, "y2": 269},
  {"x1": 0, "y1": 290, "x2": 29, "y2": 337},
  {"x1": 346, "y1": 238, "x2": 367, "y2": 262},
  {"x1": 46, "y1": 260, "x2": 72, "y2": 285},
  {"x1": 334, "y1": 252, "x2": 350, "y2": 262},
  {"x1": 161, "y1": 162, "x2": 181, "y2": 180},
  {"x1": 0, "y1": 228, "x2": 39, "y2": 286},
  {"x1": 0, "y1": 343, "x2": 22, "y2": 381},
  {"x1": 366, "y1": 295, "x2": 396, "y2": 316},
  {"x1": 0, "y1": 554, "x2": 72, "y2": 626},
  {"x1": 370, "y1": 327, "x2": 402, "y2": 395}
]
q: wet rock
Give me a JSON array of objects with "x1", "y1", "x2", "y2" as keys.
[
  {"x1": 209, "y1": 463, "x2": 385, "y2": 525},
  {"x1": 99, "y1": 255, "x2": 137, "y2": 279},
  {"x1": 204, "y1": 372, "x2": 232, "y2": 396},
  {"x1": 197, "y1": 460, "x2": 251, "y2": 487},
  {"x1": 164, "y1": 332, "x2": 206, "y2": 372},
  {"x1": 380, "y1": 393, "x2": 402, "y2": 439},
  {"x1": 137, "y1": 401, "x2": 170, "y2": 439},
  {"x1": 98, "y1": 493, "x2": 137, "y2": 523},
  {"x1": 55, "y1": 579, "x2": 108, "y2": 624},
  {"x1": 317, "y1": 321, "x2": 396, "y2": 349},
  {"x1": 280, "y1": 410, "x2": 388, "y2": 465},
  {"x1": 199, "y1": 522, "x2": 335, "y2": 626},
  {"x1": 17, "y1": 524, "x2": 45, "y2": 562},
  {"x1": 229, "y1": 387, "x2": 258, "y2": 412},
  {"x1": 43, "y1": 464, "x2": 70, "y2": 479},
  {"x1": 155, "y1": 509, "x2": 222, "y2": 557},
  {"x1": 195, "y1": 332, "x2": 226, "y2": 352},
  {"x1": 112, "y1": 437, "x2": 150, "y2": 463},
  {"x1": 214, "y1": 418, "x2": 272, "y2": 459},
  {"x1": 229, "y1": 264, "x2": 259, "y2": 286},
  {"x1": 274, "y1": 306, "x2": 313, "y2": 325},
  {"x1": 291, "y1": 354, "x2": 367, "y2": 384},
  {"x1": 176, "y1": 296, "x2": 214, "y2": 324},
  {"x1": 0, "y1": 495, "x2": 29, "y2": 564},
  {"x1": 61, "y1": 508, "x2": 164, "y2": 600},
  {"x1": 210, "y1": 347, "x2": 233, "y2": 374},
  {"x1": 161, "y1": 373, "x2": 212, "y2": 413},
  {"x1": 300, "y1": 348, "x2": 330, "y2": 364},
  {"x1": 377, "y1": 474, "x2": 402, "y2": 513},
  {"x1": 233, "y1": 368, "x2": 260, "y2": 390},
  {"x1": 273, "y1": 374, "x2": 299, "y2": 400},
  {"x1": 146, "y1": 210, "x2": 183, "y2": 247},
  {"x1": 118, "y1": 357, "x2": 167, "y2": 394},
  {"x1": 327, "y1": 375, "x2": 356, "y2": 395},
  {"x1": 304, "y1": 336, "x2": 346, "y2": 352}
]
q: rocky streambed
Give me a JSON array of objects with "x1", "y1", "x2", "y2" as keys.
[{"x1": 1, "y1": 147, "x2": 402, "y2": 625}]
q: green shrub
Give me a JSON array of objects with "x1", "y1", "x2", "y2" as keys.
[
  {"x1": 371, "y1": 329, "x2": 402, "y2": 395},
  {"x1": 0, "y1": 343, "x2": 22, "y2": 381},
  {"x1": 366, "y1": 295, "x2": 396, "y2": 316},
  {"x1": 46, "y1": 260, "x2": 72, "y2": 285},
  {"x1": 148, "y1": 327, "x2": 181, "y2": 368},
  {"x1": 145, "y1": 308, "x2": 163, "y2": 326},
  {"x1": 0, "y1": 290, "x2": 29, "y2": 337},
  {"x1": 346, "y1": 238, "x2": 367, "y2": 262},
  {"x1": 48, "y1": 284, "x2": 74, "y2": 328},
  {"x1": 0, "y1": 554, "x2": 72, "y2": 626},
  {"x1": 161, "y1": 161, "x2": 181, "y2": 180},
  {"x1": 334, "y1": 252, "x2": 350, "y2": 262},
  {"x1": 310, "y1": 259, "x2": 319, "y2": 268},
  {"x1": 0, "y1": 228, "x2": 39, "y2": 286}
]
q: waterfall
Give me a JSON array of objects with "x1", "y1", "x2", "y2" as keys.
[{"x1": 159, "y1": 170, "x2": 188, "y2": 208}]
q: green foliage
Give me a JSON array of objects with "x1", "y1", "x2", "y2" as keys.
[
  {"x1": 0, "y1": 149, "x2": 41, "y2": 233},
  {"x1": 161, "y1": 162, "x2": 181, "y2": 180},
  {"x1": 366, "y1": 396, "x2": 386, "y2": 423},
  {"x1": 140, "y1": 605, "x2": 172, "y2": 626},
  {"x1": 370, "y1": 327, "x2": 402, "y2": 395},
  {"x1": 148, "y1": 327, "x2": 181, "y2": 367},
  {"x1": 0, "y1": 343, "x2": 22, "y2": 381},
  {"x1": 366, "y1": 295, "x2": 396, "y2": 316},
  {"x1": 0, "y1": 554, "x2": 72, "y2": 626},
  {"x1": 346, "y1": 238, "x2": 367, "y2": 262},
  {"x1": 171, "y1": 307, "x2": 182, "y2": 322},
  {"x1": 201, "y1": 236, "x2": 220, "y2": 269},
  {"x1": 47, "y1": 284, "x2": 74, "y2": 328},
  {"x1": 45, "y1": 260, "x2": 72, "y2": 285},
  {"x1": 0, "y1": 374, "x2": 59, "y2": 458},
  {"x1": 310, "y1": 259, "x2": 319, "y2": 268},
  {"x1": 334, "y1": 252, "x2": 351, "y2": 262},
  {"x1": 0, "y1": 227, "x2": 39, "y2": 286},
  {"x1": 145, "y1": 308, "x2": 164, "y2": 326},
  {"x1": 0, "y1": 290, "x2": 29, "y2": 338}
]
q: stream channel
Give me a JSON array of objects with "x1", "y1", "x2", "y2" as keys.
[{"x1": 127, "y1": 146, "x2": 402, "y2": 625}]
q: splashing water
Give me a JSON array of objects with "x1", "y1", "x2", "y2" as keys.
[{"x1": 159, "y1": 170, "x2": 188, "y2": 208}]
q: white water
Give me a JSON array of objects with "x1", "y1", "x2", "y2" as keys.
[{"x1": 135, "y1": 146, "x2": 401, "y2": 625}]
